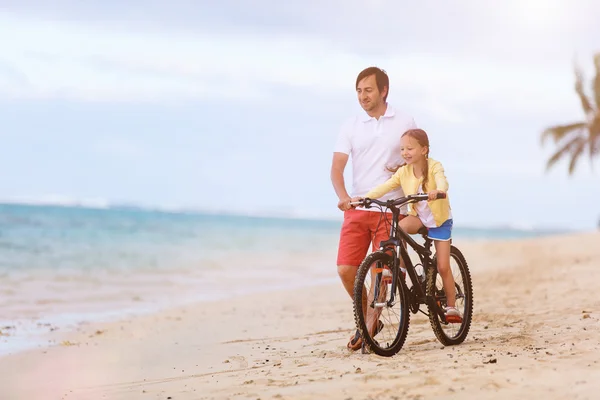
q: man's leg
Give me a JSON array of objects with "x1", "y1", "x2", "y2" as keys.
[
  {"x1": 338, "y1": 264, "x2": 359, "y2": 298},
  {"x1": 336, "y1": 209, "x2": 372, "y2": 350},
  {"x1": 362, "y1": 211, "x2": 396, "y2": 336},
  {"x1": 337, "y1": 209, "x2": 371, "y2": 299}
]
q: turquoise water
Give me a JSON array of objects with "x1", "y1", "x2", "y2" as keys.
[
  {"x1": 0, "y1": 204, "x2": 328, "y2": 270},
  {"x1": 0, "y1": 203, "x2": 566, "y2": 273},
  {"x1": 0, "y1": 203, "x2": 567, "y2": 355},
  {"x1": 0, "y1": 204, "x2": 343, "y2": 272}
]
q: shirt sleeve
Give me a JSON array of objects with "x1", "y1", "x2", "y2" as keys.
[
  {"x1": 333, "y1": 119, "x2": 352, "y2": 155},
  {"x1": 431, "y1": 161, "x2": 449, "y2": 192},
  {"x1": 365, "y1": 169, "x2": 403, "y2": 199}
]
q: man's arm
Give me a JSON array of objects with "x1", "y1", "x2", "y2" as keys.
[{"x1": 331, "y1": 152, "x2": 351, "y2": 211}]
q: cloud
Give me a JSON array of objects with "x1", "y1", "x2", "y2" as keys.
[
  {"x1": 4, "y1": 1, "x2": 599, "y2": 67},
  {"x1": 1, "y1": 8, "x2": 592, "y2": 128},
  {"x1": 1, "y1": 3, "x2": 600, "y2": 230},
  {"x1": 0, "y1": 11, "x2": 350, "y2": 102}
]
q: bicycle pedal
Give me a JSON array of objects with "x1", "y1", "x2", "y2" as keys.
[{"x1": 445, "y1": 315, "x2": 462, "y2": 324}]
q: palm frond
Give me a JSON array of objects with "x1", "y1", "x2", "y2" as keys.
[
  {"x1": 546, "y1": 136, "x2": 585, "y2": 172},
  {"x1": 574, "y1": 63, "x2": 594, "y2": 116},
  {"x1": 589, "y1": 115, "x2": 600, "y2": 159},
  {"x1": 568, "y1": 137, "x2": 587, "y2": 175},
  {"x1": 540, "y1": 122, "x2": 586, "y2": 145},
  {"x1": 542, "y1": 54, "x2": 600, "y2": 176},
  {"x1": 593, "y1": 53, "x2": 600, "y2": 112}
]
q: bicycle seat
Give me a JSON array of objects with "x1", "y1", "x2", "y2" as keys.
[{"x1": 417, "y1": 227, "x2": 428, "y2": 237}]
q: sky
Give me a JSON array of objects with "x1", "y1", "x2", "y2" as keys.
[{"x1": 1, "y1": 0, "x2": 600, "y2": 230}]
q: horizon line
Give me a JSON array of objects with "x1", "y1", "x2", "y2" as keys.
[{"x1": 0, "y1": 198, "x2": 576, "y2": 233}]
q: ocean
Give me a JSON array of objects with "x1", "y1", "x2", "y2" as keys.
[{"x1": 0, "y1": 203, "x2": 567, "y2": 355}]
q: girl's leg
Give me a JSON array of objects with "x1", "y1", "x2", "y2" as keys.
[
  {"x1": 399, "y1": 215, "x2": 424, "y2": 234},
  {"x1": 397, "y1": 215, "x2": 423, "y2": 278},
  {"x1": 433, "y1": 239, "x2": 457, "y2": 308}
]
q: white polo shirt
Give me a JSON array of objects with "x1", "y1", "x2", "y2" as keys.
[{"x1": 334, "y1": 104, "x2": 417, "y2": 211}]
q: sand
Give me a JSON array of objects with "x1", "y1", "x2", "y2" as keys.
[{"x1": 1, "y1": 232, "x2": 600, "y2": 400}]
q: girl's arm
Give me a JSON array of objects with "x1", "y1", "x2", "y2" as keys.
[
  {"x1": 431, "y1": 161, "x2": 449, "y2": 192},
  {"x1": 364, "y1": 170, "x2": 402, "y2": 199}
]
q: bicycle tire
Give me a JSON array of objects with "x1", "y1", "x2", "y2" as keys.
[
  {"x1": 353, "y1": 250, "x2": 411, "y2": 357},
  {"x1": 426, "y1": 245, "x2": 473, "y2": 346}
]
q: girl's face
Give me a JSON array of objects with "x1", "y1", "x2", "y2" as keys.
[{"x1": 400, "y1": 135, "x2": 428, "y2": 165}]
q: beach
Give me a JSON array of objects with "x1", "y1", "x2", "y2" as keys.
[{"x1": 1, "y1": 230, "x2": 599, "y2": 399}]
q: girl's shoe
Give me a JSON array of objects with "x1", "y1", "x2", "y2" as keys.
[{"x1": 445, "y1": 306, "x2": 462, "y2": 323}]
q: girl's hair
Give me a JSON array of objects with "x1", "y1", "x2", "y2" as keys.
[{"x1": 386, "y1": 128, "x2": 431, "y2": 192}]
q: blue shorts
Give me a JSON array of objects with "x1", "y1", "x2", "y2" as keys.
[{"x1": 427, "y1": 219, "x2": 453, "y2": 241}]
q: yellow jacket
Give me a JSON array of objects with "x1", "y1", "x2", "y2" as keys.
[{"x1": 364, "y1": 158, "x2": 451, "y2": 227}]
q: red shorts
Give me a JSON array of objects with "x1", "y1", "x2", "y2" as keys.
[{"x1": 336, "y1": 209, "x2": 405, "y2": 267}]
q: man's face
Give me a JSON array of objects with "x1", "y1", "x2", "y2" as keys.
[{"x1": 356, "y1": 74, "x2": 386, "y2": 112}]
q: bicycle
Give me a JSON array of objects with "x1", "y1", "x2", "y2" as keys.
[{"x1": 349, "y1": 193, "x2": 473, "y2": 357}]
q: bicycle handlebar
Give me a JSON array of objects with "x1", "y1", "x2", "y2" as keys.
[{"x1": 349, "y1": 192, "x2": 446, "y2": 209}]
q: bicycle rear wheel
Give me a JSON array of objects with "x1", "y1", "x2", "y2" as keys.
[
  {"x1": 426, "y1": 245, "x2": 473, "y2": 346},
  {"x1": 353, "y1": 251, "x2": 410, "y2": 357}
]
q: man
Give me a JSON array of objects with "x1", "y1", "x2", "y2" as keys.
[{"x1": 330, "y1": 66, "x2": 417, "y2": 350}]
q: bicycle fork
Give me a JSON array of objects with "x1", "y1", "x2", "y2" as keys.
[{"x1": 371, "y1": 255, "x2": 400, "y2": 309}]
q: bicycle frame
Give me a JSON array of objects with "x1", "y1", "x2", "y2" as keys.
[{"x1": 373, "y1": 202, "x2": 443, "y2": 318}]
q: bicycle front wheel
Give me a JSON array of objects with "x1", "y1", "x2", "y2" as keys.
[
  {"x1": 353, "y1": 250, "x2": 410, "y2": 357},
  {"x1": 426, "y1": 245, "x2": 473, "y2": 346}
]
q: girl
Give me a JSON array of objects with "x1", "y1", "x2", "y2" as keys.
[{"x1": 353, "y1": 128, "x2": 462, "y2": 323}]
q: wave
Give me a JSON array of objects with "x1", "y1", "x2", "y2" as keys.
[{"x1": 0, "y1": 195, "x2": 111, "y2": 209}]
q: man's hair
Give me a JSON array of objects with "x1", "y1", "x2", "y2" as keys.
[{"x1": 355, "y1": 67, "x2": 389, "y2": 102}]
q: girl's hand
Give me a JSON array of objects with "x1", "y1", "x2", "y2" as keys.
[{"x1": 428, "y1": 190, "x2": 445, "y2": 201}]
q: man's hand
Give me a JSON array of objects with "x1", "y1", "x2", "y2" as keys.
[
  {"x1": 337, "y1": 196, "x2": 353, "y2": 211},
  {"x1": 427, "y1": 190, "x2": 445, "y2": 201},
  {"x1": 350, "y1": 196, "x2": 364, "y2": 207}
]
